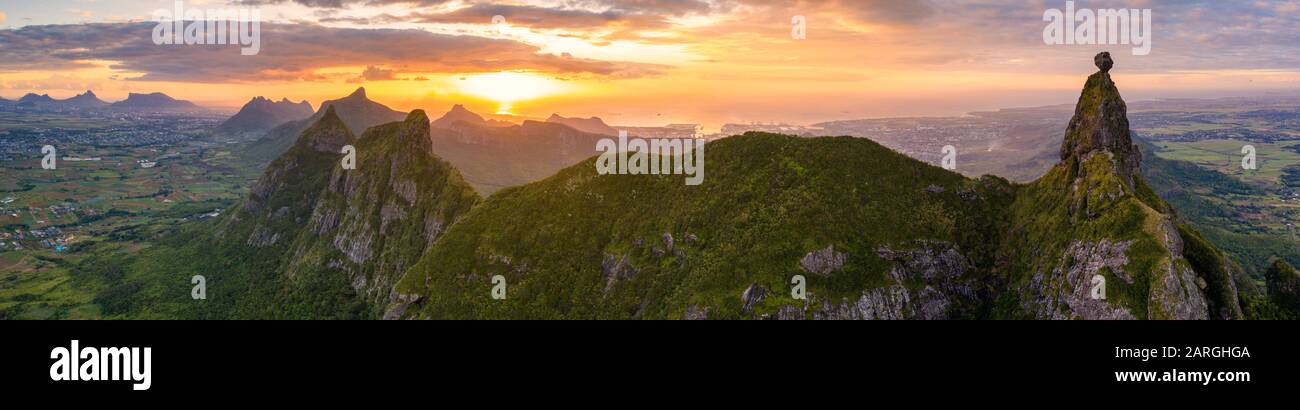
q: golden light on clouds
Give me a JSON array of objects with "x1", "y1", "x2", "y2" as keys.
[{"x1": 4, "y1": 1, "x2": 1300, "y2": 127}]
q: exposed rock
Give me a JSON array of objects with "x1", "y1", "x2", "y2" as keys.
[
  {"x1": 602, "y1": 253, "x2": 640, "y2": 291},
  {"x1": 392, "y1": 179, "x2": 418, "y2": 204},
  {"x1": 271, "y1": 206, "x2": 290, "y2": 221},
  {"x1": 1022, "y1": 240, "x2": 1138, "y2": 320},
  {"x1": 776, "y1": 304, "x2": 806, "y2": 320},
  {"x1": 800, "y1": 245, "x2": 847, "y2": 276},
  {"x1": 424, "y1": 218, "x2": 445, "y2": 247},
  {"x1": 246, "y1": 227, "x2": 280, "y2": 248},
  {"x1": 1095, "y1": 51, "x2": 1113, "y2": 73},
  {"x1": 333, "y1": 224, "x2": 374, "y2": 264},
  {"x1": 662, "y1": 233, "x2": 675, "y2": 251},
  {"x1": 813, "y1": 241, "x2": 974, "y2": 320},
  {"x1": 1148, "y1": 220, "x2": 1210, "y2": 320},
  {"x1": 684, "y1": 305, "x2": 710, "y2": 320},
  {"x1": 379, "y1": 201, "x2": 406, "y2": 234},
  {"x1": 1060, "y1": 54, "x2": 1141, "y2": 186},
  {"x1": 311, "y1": 208, "x2": 340, "y2": 235},
  {"x1": 925, "y1": 184, "x2": 946, "y2": 194},
  {"x1": 382, "y1": 294, "x2": 423, "y2": 320},
  {"x1": 741, "y1": 283, "x2": 767, "y2": 315}
]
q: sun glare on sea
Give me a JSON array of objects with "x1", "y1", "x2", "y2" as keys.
[{"x1": 458, "y1": 71, "x2": 568, "y2": 115}]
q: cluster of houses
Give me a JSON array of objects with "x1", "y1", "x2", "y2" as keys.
[{"x1": 0, "y1": 226, "x2": 73, "y2": 253}]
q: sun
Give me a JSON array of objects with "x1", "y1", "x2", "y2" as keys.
[{"x1": 458, "y1": 71, "x2": 568, "y2": 114}]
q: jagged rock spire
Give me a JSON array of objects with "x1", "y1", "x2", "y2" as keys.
[{"x1": 1060, "y1": 52, "x2": 1141, "y2": 185}]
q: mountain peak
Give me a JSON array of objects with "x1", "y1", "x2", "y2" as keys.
[
  {"x1": 349, "y1": 87, "x2": 367, "y2": 99},
  {"x1": 406, "y1": 109, "x2": 430, "y2": 124},
  {"x1": 1095, "y1": 51, "x2": 1114, "y2": 73},
  {"x1": 432, "y1": 104, "x2": 489, "y2": 129},
  {"x1": 298, "y1": 105, "x2": 352, "y2": 153},
  {"x1": 545, "y1": 113, "x2": 617, "y2": 135},
  {"x1": 1059, "y1": 52, "x2": 1140, "y2": 183}
]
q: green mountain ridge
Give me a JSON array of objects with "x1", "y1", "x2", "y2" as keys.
[
  {"x1": 388, "y1": 55, "x2": 1280, "y2": 319},
  {"x1": 100, "y1": 54, "x2": 1300, "y2": 320}
]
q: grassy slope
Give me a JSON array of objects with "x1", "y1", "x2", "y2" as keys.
[
  {"x1": 1140, "y1": 139, "x2": 1300, "y2": 279},
  {"x1": 398, "y1": 133, "x2": 1017, "y2": 319}
]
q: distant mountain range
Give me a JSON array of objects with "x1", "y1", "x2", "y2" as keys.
[
  {"x1": 238, "y1": 88, "x2": 406, "y2": 168},
  {"x1": 431, "y1": 104, "x2": 515, "y2": 129},
  {"x1": 216, "y1": 97, "x2": 314, "y2": 138},
  {"x1": 228, "y1": 89, "x2": 612, "y2": 195},
  {"x1": 546, "y1": 114, "x2": 618, "y2": 136},
  {"x1": 0, "y1": 90, "x2": 200, "y2": 112},
  {"x1": 111, "y1": 92, "x2": 202, "y2": 111}
]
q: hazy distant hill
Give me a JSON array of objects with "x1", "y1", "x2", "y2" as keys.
[
  {"x1": 547, "y1": 114, "x2": 618, "y2": 136},
  {"x1": 430, "y1": 106, "x2": 611, "y2": 195},
  {"x1": 61, "y1": 91, "x2": 110, "y2": 109},
  {"x1": 431, "y1": 104, "x2": 514, "y2": 129},
  {"x1": 216, "y1": 97, "x2": 314, "y2": 138},
  {"x1": 17, "y1": 93, "x2": 58, "y2": 107},
  {"x1": 109, "y1": 92, "x2": 202, "y2": 111}
]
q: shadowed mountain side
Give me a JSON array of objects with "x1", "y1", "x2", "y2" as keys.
[
  {"x1": 429, "y1": 118, "x2": 613, "y2": 195},
  {"x1": 238, "y1": 87, "x2": 405, "y2": 170}
]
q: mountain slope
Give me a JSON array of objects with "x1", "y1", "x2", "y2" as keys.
[
  {"x1": 994, "y1": 56, "x2": 1239, "y2": 320},
  {"x1": 397, "y1": 132, "x2": 1015, "y2": 319},
  {"x1": 279, "y1": 110, "x2": 481, "y2": 318},
  {"x1": 393, "y1": 53, "x2": 1251, "y2": 320},
  {"x1": 113, "y1": 107, "x2": 481, "y2": 319},
  {"x1": 62, "y1": 91, "x2": 109, "y2": 108},
  {"x1": 216, "y1": 97, "x2": 313, "y2": 138}
]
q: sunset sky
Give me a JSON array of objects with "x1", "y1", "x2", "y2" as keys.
[{"x1": 2, "y1": 0, "x2": 1300, "y2": 129}]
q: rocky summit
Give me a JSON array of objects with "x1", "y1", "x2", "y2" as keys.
[{"x1": 1061, "y1": 52, "x2": 1142, "y2": 186}]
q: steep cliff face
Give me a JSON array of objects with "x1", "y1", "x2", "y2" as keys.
[
  {"x1": 223, "y1": 106, "x2": 355, "y2": 250},
  {"x1": 1059, "y1": 52, "x2": 1143, "y2": 187},
  {"x1": 999, "y1": 53, "x2": 1239, "y2": 320},
  {"x1": 281, "y1": 110, "x2": 481, "y2": 318}
]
